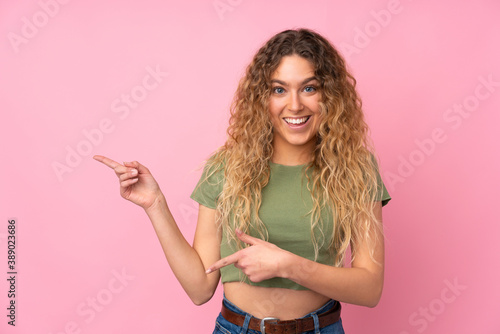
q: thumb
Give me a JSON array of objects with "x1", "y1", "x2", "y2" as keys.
[
  {"x1": 124, "y1": 161, "x2": 150, "y2": 174},
  {"x1": 236, "y1": 228, "x2": 259, "y2": 246}
]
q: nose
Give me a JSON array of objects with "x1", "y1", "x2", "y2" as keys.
[{"x1": 287, "y1": 91, "x2": 304, "y2": 112}]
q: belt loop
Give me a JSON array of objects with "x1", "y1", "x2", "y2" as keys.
[
  {"x1": 240, "y1": 314, "x2": 251, "y2": 334},
  {"x1": 312, "y1": 312, "x2": 320, "y2": 334}
]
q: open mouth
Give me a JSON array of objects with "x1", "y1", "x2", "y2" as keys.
[{"x1": 283, "y1": 116, "x2": 311, "y2": 125}]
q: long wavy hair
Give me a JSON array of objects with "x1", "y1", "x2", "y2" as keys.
[{"x1": 204, "y1": 28, "x2": 384, "y2": 268}]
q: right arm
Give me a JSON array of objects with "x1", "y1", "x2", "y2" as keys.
[
  {"x1": 93, "y1": 155, "x2": 221, "y2": 305},
  {"x1": 145, "y1": 196, "x2": 221, "y2": 305}
]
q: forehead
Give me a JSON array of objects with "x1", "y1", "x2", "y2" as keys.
[{"x1": 271, "y1": 55, "x2": 316, "y2": 80}]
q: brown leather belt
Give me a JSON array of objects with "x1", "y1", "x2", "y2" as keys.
[{"x1": 220, "y1": 300, "x2": 341, "y2": 334}]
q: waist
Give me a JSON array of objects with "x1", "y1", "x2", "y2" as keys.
[
  {"x1": 224, "y1": 282, "x2": 331, "y2": 320},
  {"x1": 221, "y1": 293, "x2": 341, "y2": 333}
]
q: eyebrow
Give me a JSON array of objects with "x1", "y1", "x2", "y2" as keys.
[{"x1": 270, "y1": 76, "x2": 318, "y2": 86}]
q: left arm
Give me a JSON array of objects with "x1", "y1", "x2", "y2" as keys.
[
  {"x1": 283, "y1": 201, "x2": 384, "y2": 307},
  {"x1": 207, "y1": 201, "x2": 385, "y2": 308}
]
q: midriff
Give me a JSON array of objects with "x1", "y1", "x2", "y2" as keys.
[{"x1": 223, "y1": 281, "x2": 331, "y2": 320}]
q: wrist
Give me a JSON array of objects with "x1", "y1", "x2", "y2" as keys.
[
  {"x1": 144, "y1": 192, "x2": 167, "y2": 214},
  {"x1": 278, "y1": 250, "x2": 298, "y2": 279},
  {"x1": 280, "y1": 252, "x2": 318, "y2": 285}
]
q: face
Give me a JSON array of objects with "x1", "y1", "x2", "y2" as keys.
[{"x1": 268, "y1": 55, "x2": 322, "y2": 160}]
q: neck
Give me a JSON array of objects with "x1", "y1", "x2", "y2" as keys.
[{"x1": 271, "y1": 140, "x2": 315, "y2": 166}]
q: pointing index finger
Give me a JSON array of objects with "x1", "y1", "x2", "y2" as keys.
[
  {"x1": 93, "y1": 155, "x2": 122, "y2": 169},
  {"x1": 206, "y1": 253, "x2": 240, "y2": 274}
]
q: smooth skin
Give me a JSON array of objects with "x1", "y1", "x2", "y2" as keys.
[
  {"x1": 94, "y1": 55, "x2": 385, "y2": 320},
  {"x1": 268, "y1": 54, "x2": 323, "y2": 165}
]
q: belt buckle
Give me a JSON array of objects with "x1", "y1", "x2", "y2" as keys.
[{"x1": 260, "y1": 317, "x2": 279, "y2": 334}]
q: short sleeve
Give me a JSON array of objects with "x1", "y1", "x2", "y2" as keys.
[
  {"x1": 370, "y1": 153, "x2": 391, "y2": 207},
  {"x1": 376, "y1": 171, "x2": 392, "y2": 207},
  {"x1": 190, "y1": 160, "x2": 224, "y2": 209}
]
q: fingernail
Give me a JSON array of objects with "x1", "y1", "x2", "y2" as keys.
[
  {"x1": 131, "y1": 169, "x2": 138, "y2": 175},
  {"x1": 205, "y1": 268, "x2": 212, "y2": 274},
  {"x1": 235, "y1": 228, "x2": 242, "y2": 235}
]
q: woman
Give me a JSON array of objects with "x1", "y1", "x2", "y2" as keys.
[{"x1": 94, "y1": 28, "x2": 391, "y2": 333}]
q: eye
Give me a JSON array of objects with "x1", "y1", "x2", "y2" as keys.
[
  {"x1": 272, "y1": 87, "x2": 285, "y2": 94},
  {"x1": 304, "y1": 85, "x2": 316, "y2": 93}
]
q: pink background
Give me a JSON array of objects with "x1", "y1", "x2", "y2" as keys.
[{"x1": 1, "y1": 0, "x2": 499, "y2": 333}]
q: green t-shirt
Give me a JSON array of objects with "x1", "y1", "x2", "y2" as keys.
[{"x1": 190, "y1": 159, "x2": 391, "y2": 290}]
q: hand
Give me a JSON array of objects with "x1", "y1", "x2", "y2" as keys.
[
  {"x1": 93, "y1": 155, "x2": 164, "y2": 210},
  {"x1": 206, "y1": 229, "x2": 292, "y2": 282}
]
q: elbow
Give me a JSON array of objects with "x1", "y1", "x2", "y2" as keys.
[
  {"x1": 191, "y1": 296, "x2": 210, "y2": 306},
  {"x1": 189, "y1": 289, "x2": 216, "y2": 306},
  {"x1": 361, "y1": 268, "x2": 384, "y2": 308},
  {"x1": 185, "y1": 275, "x2": 219, "y2": 306},
  {"x1": 360, "y1": 293, "x2": 381, "y2": 308},
  {"x1": 365, "y1": 283, "x2": 383, "y2": 308},
  {"x1": 191, "y1": 298, "x2": 208, "y2": 306},
  {"x1": 365, "y1": 296, "x2": 381, "y2": 308}
]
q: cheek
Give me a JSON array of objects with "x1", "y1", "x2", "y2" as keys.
[
  {"x1": 268, "y1": 103, "x2": 281, "y2": 121},
  {"x1": 269, "y1": 114, "x2": 280, "y2": 129},
  {"x1": 312, "y1": 101, "x2": 323, "y2": 122},
  {"x1": 312, "y1": 114, "x2": 323, "y2": 132},
  {"x1": 268, "y1": 99, "x2": 277, "y2": 112}
]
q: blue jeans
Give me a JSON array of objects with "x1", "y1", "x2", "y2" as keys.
[{"x1": 213, "y1": 295, "x2": 345, "y2": 334}]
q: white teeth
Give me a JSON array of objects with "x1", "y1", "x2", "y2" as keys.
[{"x1": 284, "y1": 117, "x2": 308, "y2": 125}]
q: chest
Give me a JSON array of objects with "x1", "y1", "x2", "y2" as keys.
[{"x1": 257, "y1": 167, "x2": 333, "y2": 258}]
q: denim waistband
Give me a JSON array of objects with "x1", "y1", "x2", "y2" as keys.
[{"x1": 222, "y1": 293, "x2": 337, "y2": 319}]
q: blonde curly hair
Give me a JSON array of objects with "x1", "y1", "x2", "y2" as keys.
[{"x1": 204, "y1": 28, "x2": 384, "y2": 268}]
